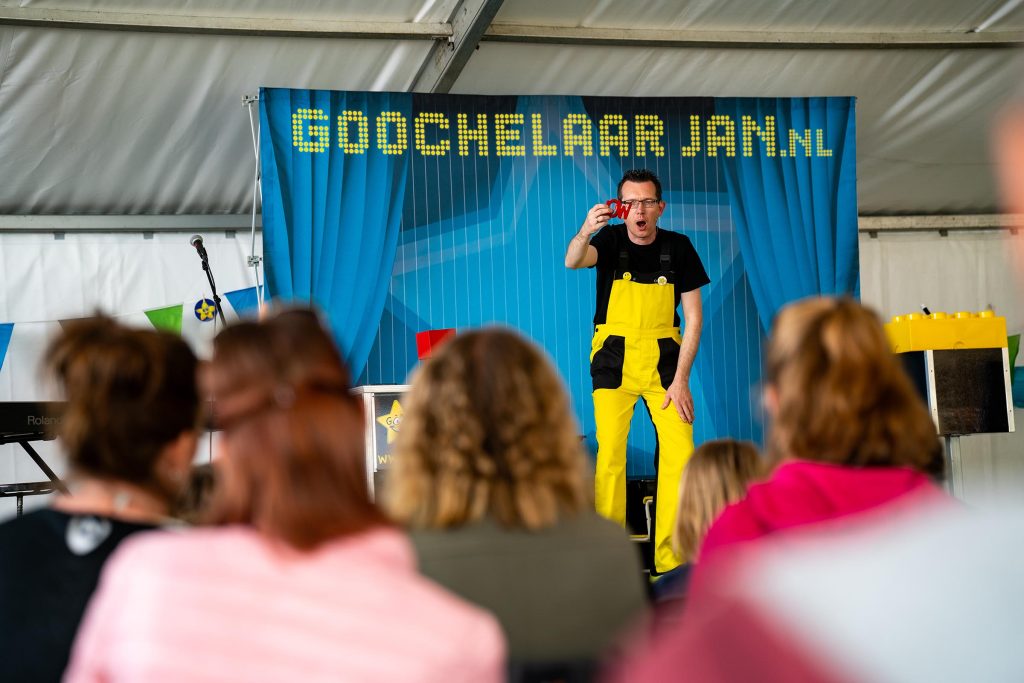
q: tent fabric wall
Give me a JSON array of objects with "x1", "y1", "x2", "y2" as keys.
[
  {"x1": 0, "y1": 27, "x2": 432, "y2": 215},
  {"x1": 0, "y1": 2, "x2": 1021, "y2": 217},
  {"x1": 452, "y1": 44, "x2": 1022, "y2": 215}
]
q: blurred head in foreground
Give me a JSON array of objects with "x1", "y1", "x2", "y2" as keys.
[
  {"x1": 994, "y1": 105, "x2": 1024, "y2": 289},
  {"x1": 205, "y1": 307, "x2": 386, "y2": 549},
  {"x1": 763, "y1": 297, "x2": 942, "y2": 475},
  {"x1": 386, "y1": 327, "x2": 589, "y2": 530}
]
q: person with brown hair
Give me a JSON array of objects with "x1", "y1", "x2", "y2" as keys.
[
  {"x1": 607, "y1": 297, "x2": 950, "y2": 683},
  {"x1": 697, "y1": 296, "x2": 946, "y2": 562},
  {"x1": 652, "y1": 439, "x2": 761, "y2": 607},
  {"x1": 386, "y1": 327, "x2": 647, "y2": 667},
  {"x1": 0, "y1": 317, "x2": 201, "y2": 682},
  {"x1": 65, "y1": 308, "x2": 504, "y2": 683}
]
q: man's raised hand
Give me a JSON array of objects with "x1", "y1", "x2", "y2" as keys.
[{"x1": 580, "y1": 204, "x2": 612, "y2": 238}]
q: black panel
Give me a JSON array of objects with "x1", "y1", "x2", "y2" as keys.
[
  {"x1": 932, "y1": 349, "x2": 1010, "y2": 435},
  {"x1": 899, "y1": 352, "x2": 929, "y2": 405}
]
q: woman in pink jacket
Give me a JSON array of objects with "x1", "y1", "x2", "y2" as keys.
[
  {"x1": 610, "y1": 297, "x2": 948, "y2": 682},
  {"x1": 66, "y1": 309, "x2": 504, "y2": 683},
  {"x1": 697, "y1": 297, "x2": 945, "y2": 564}
]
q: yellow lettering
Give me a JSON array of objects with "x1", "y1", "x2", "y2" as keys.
[
  {"x1": 741, "y1": 115, "x2": 776, "y2": 157},
  {"x1": 598, "y1": 115, "x2": 629, "y2": 157},
  {"x1": 414, "y1": 112, "x2": 450, "y2": 156},
  {"x1": 457, "y1": 113, "x2": 489, "y2": 156},
  {"x1": 635, "y1": 115, "x2": 665, "y2": 157},
  {"x1": 562, "y1": 114, "x2": 593, "y2": 156},
  {"x1": 531, "y1": 113, "x2": 557, "y2": 156},
  {"x1": 707, "y1": 115, "x2": 736, "y2": 157},
  {"x1": 681, "y1": 115, "x2": 701, "y2": 157},
  {"x1": 494, "y1": 113, "x2": 525, "y2": 157},
  {"x1": 376, "y1": 111, "x2": 407, "y2": 155},
  {"x1": 816, "y1": 129, "x2": 833, "y2": 157},
  {"x1": 789, "y1": 129, "x2": 812, "y2": 157},
  {"x1": 292, "y1": 108, "x2": 329, "y2": 153},
  {"x1": 337, "y1": 111, "x2": 369, "y2": 153}
]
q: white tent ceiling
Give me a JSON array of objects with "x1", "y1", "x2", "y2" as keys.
[{"x1": 0, "y1": 0, "x2": 1021, "y2": 216}]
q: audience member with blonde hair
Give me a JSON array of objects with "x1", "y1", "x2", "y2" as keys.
[
  {"x1": 697, "y1": 297, "x2": 945, "y2": 564},
  {"x1": 65, "y1": 308, "x2": 504, "y2": 683},
  {"x1": 652, "y1": 439, "x2": 761, "y2": 606},
  {"x1": 0, "y1": 317, "x2": 201, "y2": 682},
  {"x1": 386, "y1": 327, "x2": 647, "y2": 666}
]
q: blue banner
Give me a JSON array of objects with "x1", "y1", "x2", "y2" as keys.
[{"x1": 260, "y1": 89, "x2": 858, "y2": 476}]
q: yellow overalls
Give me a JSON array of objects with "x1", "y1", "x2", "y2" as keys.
[{"x1": 590, "y1": 246, "x2": 695, "y2": 574}]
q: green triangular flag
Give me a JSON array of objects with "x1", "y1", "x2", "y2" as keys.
[
  {"x1": 1009, "y1": 333, "x2": 1020, "y2": 384},
  {"x1": 145, "y1": 304, "x2": 183, "y2": 334}
]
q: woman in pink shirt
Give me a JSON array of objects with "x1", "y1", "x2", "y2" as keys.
[
  {"x1": 609, "y1": 297, "x2": 948, "y2": 682},
  {"x1": 697, "y1": 297, "x2": 946, "y2": 564},
  {"x1": 66, "y1": 309, "x2": 504, "y2": 683}
]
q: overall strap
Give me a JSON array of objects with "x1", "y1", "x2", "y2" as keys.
[{"x1": 618, "y1": 249, "x2": 630, "y2": 273}]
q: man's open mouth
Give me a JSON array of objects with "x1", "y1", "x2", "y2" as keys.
[{"x1": 636, "y1": 220, "x2": 648, "y2": 229}]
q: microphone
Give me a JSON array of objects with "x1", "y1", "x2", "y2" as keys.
[{"x1": 190, "y1": 234, "x2": 209, "y2": 262}]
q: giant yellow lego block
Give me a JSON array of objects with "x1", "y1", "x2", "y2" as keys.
[{"x1": 885, "y1": 311, "x2": 1008, "y2": 353}]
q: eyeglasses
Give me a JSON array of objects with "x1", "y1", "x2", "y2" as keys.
[{"x1": 622, "y1": 199, "x2": 661, "y2": 209}]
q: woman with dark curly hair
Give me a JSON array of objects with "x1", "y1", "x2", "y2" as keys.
[{"x1": 386, "y1": 327, "x2": 647, "y2": 665}]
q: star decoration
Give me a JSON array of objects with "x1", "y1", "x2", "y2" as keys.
[
  {"x1": 376, "y1": 400, "x2": 404, "y2": 444},
  {"x1": 196, "y1": 300, "x2": 216, "y2": 321}
]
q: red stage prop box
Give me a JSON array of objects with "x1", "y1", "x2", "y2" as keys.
[{"x1": 416, "y1": 329, "x2": 456, "y2": 360}]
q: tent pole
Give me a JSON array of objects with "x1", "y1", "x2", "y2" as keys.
[{"x1": 244, "y1": 94, "x2": 264, "y2": 308}]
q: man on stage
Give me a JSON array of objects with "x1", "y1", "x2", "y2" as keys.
[{"x1": 565, "y1": 169, "x2": 709, "y2": 575}]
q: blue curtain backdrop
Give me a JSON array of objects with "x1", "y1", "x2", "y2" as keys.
[
  {"x1": 259, "y1": 91, "x2": 858, "y2": 477},
  {"x1": 718, "y1": 98, "x2": 859, "y2": 331},
  {"x1": 259, "y1": 88, "x2": 409, "y2": 374}
]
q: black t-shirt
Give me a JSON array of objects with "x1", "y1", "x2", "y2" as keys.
[
  {"x1": 0, "y1": 509, "x2": 158, "y2": 682},
  {"x1": 589, "y1": 224, "x2": 710, "y2": 326}
]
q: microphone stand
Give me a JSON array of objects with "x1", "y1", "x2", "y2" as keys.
[
  {"x1": 194, "y1": 240, "x2": 228, "y2": 327},
  {"x1": 203, "y1": 260, "x2": 228, "y2": 327}
]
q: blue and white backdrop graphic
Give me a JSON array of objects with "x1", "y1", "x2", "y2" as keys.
[{"x1": 260, "y1": 89, "x2": 859, "y2": 477}]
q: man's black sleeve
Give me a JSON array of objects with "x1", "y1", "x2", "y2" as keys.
[
  {"x1": 678, "y1": 235, "x2": 711, "y2": 292},
  {"x1": 588, "y1": 225, "x2": 615, "y2": 270}
]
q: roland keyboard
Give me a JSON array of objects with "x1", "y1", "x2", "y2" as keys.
[{"x1": 0, "y1": 402, "x2": 63, "y2": 444}]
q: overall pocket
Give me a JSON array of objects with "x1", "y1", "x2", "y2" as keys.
[
  {"x1": 656, "y1": 337, "x2": 681, "y2": 390},
  {"x1": 591, "y1": 334, "x2": 626, "y2": 390}
]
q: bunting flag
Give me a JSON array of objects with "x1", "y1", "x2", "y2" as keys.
[
  {"x1": 0, "y1": 323, "x2": 12, "y2": 374},
  {"x1": 1008, "y1": 334, "x2": 1019, "y2": 382},
  {"x1": 224, "y1": 286, "x2": 263, "y2": 319},
  {"x1": 0, "y1": 286, "x2": 264, "y2": 377},
  {"x1": 144, "y1": 304, "x2": 184, "y2": 334}
]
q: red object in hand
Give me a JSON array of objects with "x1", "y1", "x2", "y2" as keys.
[
  {"x1": 416, "y1": 329, "x2": 456, "y2": 360},
  {"x1": 606, "y1": 198, "x2": 632, "y2": 220},
  {"x1": 602, "y1": 198, "x2": 626, "y2": 220}
]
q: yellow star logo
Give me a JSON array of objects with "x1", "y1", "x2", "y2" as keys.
[
  {"x1": 376, "y1": 400, "x2": 404, "y2": 444},
  {"x1": 196, "y1": 300, "x2": 216, "y2": 321}
]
